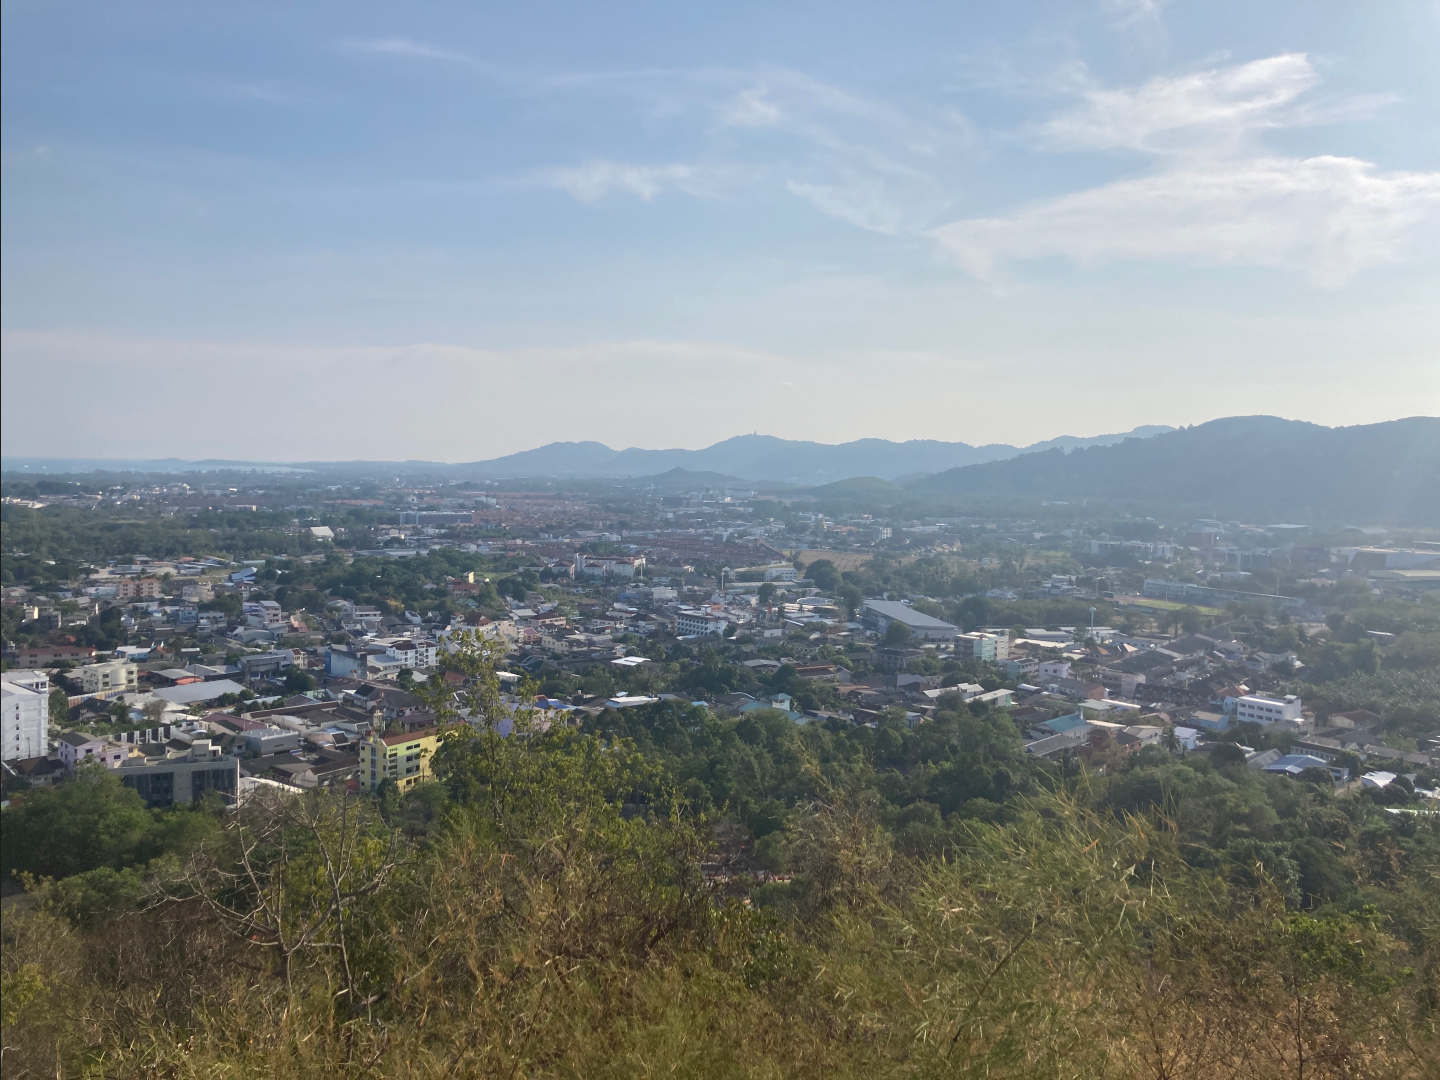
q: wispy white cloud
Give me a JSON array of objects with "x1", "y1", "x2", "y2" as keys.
[
  {"x1": 340, "y1": 38, "x2": 472, "y2": 63},
  {"x1": 786, "y1": 177, "x2": 908, "y2": 234},
  {"x1": 720, "y1": 86, "x2": 781, "y2": 128},
  {"x1": 516, "y1": 51, "x2": 1432, "y2": 286},
  {"x1": 1037, "y1": 53, "x2": 1319, "y2": 151},
  {"x1": 542, "y1": 160, "x2": 699, "y2": 202},
  {"x1": 1101, "y1": 0, "x2": 1170, "y2": 32},
  {"x1": 933, "y1": 52, "x2": 1439, "y2": 286},
  {"x1": 934, "y1": 155, "x2": 1440, "y2": 287},
  {"x1": 1100, "y1": 0, "x2": 1171, "y2": 54},
  {"x1": 538, "y1": 67, "x2": 965, "y2": 234}
]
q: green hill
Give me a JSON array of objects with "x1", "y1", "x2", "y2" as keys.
[
  {"x1": 800, "y1": 475, "x2": 901, "y2": 497},
  {"x1": 910, "y1": 416, "x2": 1440, "y2": 522}
]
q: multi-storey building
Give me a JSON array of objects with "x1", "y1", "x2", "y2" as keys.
[
  {"x1": 2, "y1": 670, "x2": 50, "y2": 762},
  {"x1": 1236, "y1": 694, "x2": 1304, "y2": 727},
  {"x1": 244, "y1": 600, "x2": 284, "y2": 629},
  {"x1": 77, "y1": 659, "x2": 138, "y2": 695},
  {"x1": 116, "y1": 577, "x2": 163, "y2": 601},
  {"x1": 361, "y1": 726, "x2": 440, "y2": 793},
  {"x1": 676, "y1": 609, "x2": 728, "y2": 637},
  {"x1": 958, "y1": 632, "x2": 1010, "y2": 662}
]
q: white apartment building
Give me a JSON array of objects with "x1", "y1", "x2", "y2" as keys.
[
  {"x1": 575, "y1": 553, "x2": 646, "y2": 579},
  {"x1": 181, "y1": 581, "x2": 215, "y2": 603},
  {"x1": 2, "y1": 670, "x2": 50, "y2": 762},
  {"x1": 677, "y1": 609, "x2": 729, "y2": 637},
  {"x1": 382, "y1": 638, "x2": 438, "y2": 670},
  {"x1": 1038, "y1": 660, "x2": 1072, "y2": 681},
  {"x1": 78, "y1": 659, "x2": 139, "y2": 695},
  {"x1": 244, "y1": 600, "x2": 284, "y2": 629},
  {"x1": 1236, "y1": 694, "x2": 1304, "y2": 727},
  {"x1": 959, "y1": 632, "x2": 1010, "y2": 662}
]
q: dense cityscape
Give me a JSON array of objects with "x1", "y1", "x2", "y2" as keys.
[{"x1": 5, "y1": 453, "x2": 1440, "y2": 796}]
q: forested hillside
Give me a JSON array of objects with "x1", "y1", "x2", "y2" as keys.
[{"x1": 911, "y1": 416, "x2": 1440, "y2": 522}]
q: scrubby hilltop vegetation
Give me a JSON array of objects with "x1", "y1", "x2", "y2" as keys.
[{"x1": 4, "y1": 639, "x2": 1438, "y2": 1079}]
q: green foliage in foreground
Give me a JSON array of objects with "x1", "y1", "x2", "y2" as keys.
[
  {"x1": 3, "y1": 744, "x2": 1438, "y2": 1078},
  {"x1": 4, "y1": 640, "x2": 1439, "y2": 1077}
]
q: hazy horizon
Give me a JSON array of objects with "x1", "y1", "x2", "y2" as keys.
[{"x1": 5, "y1": 415, "x2": 1436, "y2": 472}]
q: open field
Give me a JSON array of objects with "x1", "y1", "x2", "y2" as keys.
[
  {"x1": 793, "y1": 549, "x2": 876, "y2": 572},
  {"x1": 1114, "y1": 595, "x2": 1226, "y2": 615}
]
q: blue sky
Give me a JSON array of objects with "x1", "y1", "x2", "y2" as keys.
[{"x1": 3, "y1": 0, "x2": 1438, "y2": 460}]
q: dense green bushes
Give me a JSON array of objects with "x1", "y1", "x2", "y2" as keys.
[{"x1": 4, "y1": 749, "x2": 1435, "y2": 1078}]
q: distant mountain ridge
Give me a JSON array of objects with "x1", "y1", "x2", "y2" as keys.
[
  {"x1": 446, "y1": 425, "x2": 1175, "y2": 483},
  {"x1": 4, "y1": 429, "x2": 1174, "y2": 481},
  {"x1": 909, "y1": 416, "x2": 1440, "y2": 522}
]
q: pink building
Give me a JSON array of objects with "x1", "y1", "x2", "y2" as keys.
[{"x1": 57, "y1": 731, "x2": 128, "y2": 772}]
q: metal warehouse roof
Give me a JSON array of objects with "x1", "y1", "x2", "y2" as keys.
[{"x1": 863, "y1": 599, "x2": 958, "y2": 631}]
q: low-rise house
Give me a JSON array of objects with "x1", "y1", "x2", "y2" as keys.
[
  {"x1": 918, "y1": 683, "x2": 985, "y2": 703},
  {"x1": 343, "y1": 684, "x2": 425, "y2": 723},
  {"x1": 605, "y1": 694, "x2": 660, "y2": 709},
  {"x1": 236, "y1": 726, "x2": 302, "y2": 755},
  {"x1": 1188, "y1": 709, "x2": 1230, "y2": 732},
  {"x1": 1005, "y1": 657, "x2": 1039, "y2": 680},
  {"x1": 1028, "y1": 712, "x2": 1090, "y2": 741},
  {"x1": 311, "y1": 754, "x2": 360, "y2": 786},
  {"x1": 149, "y1": 667, "x2": 204, "y2": 686},
  {"x1": 739, "y1": 694, "x2": 805, "y2": 723},
  {"x1": 57, "y1": 731, "x2": 129, "y2": 772},
  {"x1": 1120, "y1": 724, "x2": 1165, "y2": 749},
  {"x1": 1172, "y1": 726, "x2": 1202, "y2": 751},
  {"x1": 896, "y1": 673, "x2": 941, "y2": 693},
  {"x1": 1, "y1": 755, "x2": 64, "y2": 787},
  {"x1": 1245, "y1": 748, "x2": 1283, "y2": 770},
  {"x1": 1263, "y1": 753, "x2": 1349, "y2": 782},
  {"x1": 972, "y1": 688, "x2": 1016, "y2": 708},
  {"x1": 1024, "y1": 730, "x2": 1089, "y2": 758},
  {"x1": 264, "y1": 760, "x2": 319, "y2": 788},
  {"x1": 792, "y1": 663, "x2": 852, "y2": 684},
  {"x1": 1049, "y1": 677, "x2": 1108, "y2": 701},
  {"x1": 1329, "y1": 709, "x2": 1382, "y2": 732},
  {"x1": 1210, "y1": 639, "x2": 1248, "y2": 662}
]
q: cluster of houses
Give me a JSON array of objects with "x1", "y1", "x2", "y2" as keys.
[{"x1": 6, "y1": 530, "x2": 1439, "y2": 809}]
